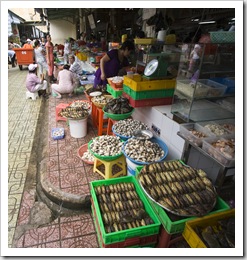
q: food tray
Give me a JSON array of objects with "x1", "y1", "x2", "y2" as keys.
[
  {"x1": 92, "y1": 203, "x2": 157, "y2": 248},
  {"x1": 182, "y1": 209, "x2": 235, "y2": 248},
  {"x1": 88, "y1": 139, "x2": 123, "y2": 161},
  {"x1": 122, "y1": 92, "x2": 173, "y2": 107},
  {"x1": 176, "y1": 79, "x2": 210, "y2": 98},
  {"x1": 123, "y1": 76, "x2": 176, "y2": 92},
  {"x1": 213, "y1": 118, "x2": 235, "y2": 133},
  {"x1": 197, "y1": 121, "x2": 232, "y2": 136},
  {"x1": 90, "y1": 176, "x2": 161, "y2": 245},
  {"x1": 197, "y1": 79, "x2": 227, "y2": 97},
  {"x1": 123, "y1": 84, "x2": 175, "y2": 100},
  {"x1": 202, "y1": 135, "x2": 235, "y2": 167},
  {"x1": 209, "y1": 77, "x2": 235, "y2": 94},
  {"x1": 102, "y1": 107, "x2": 134, "y2": 120},
  {"x1": 136, "y1": 160, "x2": 217, "y2": 217},
  {"x1": 122, "y1": 137, "x2": 169, "y2": 165},
  {"x1": 51, "y1": 128, "x2": 65, "y2": 140},
  {"x1": 106, "y1": 84, "x2": 123, "y2": 98},
  {"x1": 179, "y1": 123, "x2": 215, "y2": 147},
  {"x1": 210, "y1": 31, "x2": 235, "y2": 43}
]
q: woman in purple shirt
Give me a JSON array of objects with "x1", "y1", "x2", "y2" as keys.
[{"x1": 94, "y1": 40, "x2": 135, "y2": 88}]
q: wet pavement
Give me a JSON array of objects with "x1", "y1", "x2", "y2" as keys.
[{"x1": 8, "y1": 66, "x2": 100, "y2": 248}]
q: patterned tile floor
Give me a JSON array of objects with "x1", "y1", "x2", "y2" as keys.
[{"x1": 8, "y1": 66, "x2": 101, "y2": 249}]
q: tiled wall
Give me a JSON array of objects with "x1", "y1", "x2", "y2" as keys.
[{"x1": 132, "y1": 105, "x2": 235, "y2": 185}]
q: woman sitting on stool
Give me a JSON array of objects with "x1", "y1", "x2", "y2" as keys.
[
  {"x1": 26, "y1": 64, "x2": 48, "y2": 97},
  {"x1": 51, "y1": 64, "x2": 76, "y2": 99}
]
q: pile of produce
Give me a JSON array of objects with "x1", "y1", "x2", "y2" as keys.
[
  {"x1": 89, "y1": 135, "x2": 123, "y2": 157},
  {"x1": 137, "y1": 160, "x2": 217, "y2": 217},
  {"x1": 123, "y1": 138, "x2": 165, "y2": 163},
  {"x1": 113, "y1": 119, "x2": 148, "y2": 138},
  {"x1": 104, "y1": 97, "x2": 133, "y2": 114},
  {"x1": 94, "y1": 182, "x2": 154, "y2": 233},
  {"x1": 59, "y1": 107, "x2": 89, "y2": 119}
]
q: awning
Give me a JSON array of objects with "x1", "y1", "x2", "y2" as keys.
[{"x1": 12, "y1": 16, "x2": 21, "y2": 24}]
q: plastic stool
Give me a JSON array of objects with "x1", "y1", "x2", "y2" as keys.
[
  {"x1": 107, "y1": 118, "x2": 117, "y2": 135},
  {"x1": 93, "y1": 155, "x2": 127, "y2": 179},
  {"x1": 91, "y1": 103, "x2": 109, "y2": 135},
  {"x1": 26, "y1": 91, "x2": 39, "y2": 100},
  {"x1": 56, "y1": 103, "x2": 69, "y2": 122}
]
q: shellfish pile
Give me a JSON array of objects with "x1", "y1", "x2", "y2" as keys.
[
  {"x1": 69, "y1": 100, "x2": 90, "y2": 110},
  {"x1": 138, "y1": 160, "x2": 217, "y2": 217},
  {"x1": 89, "y1": 136, "x2": 123, "y2": 157},
  {"x1": 113, "y1": 119, "x2": 148, "y2": 138},
  {"x1": 94, "y1": 182, "x2": 154, "y2": 233},
  {"x1": 59, "y1": 107, "x2": 89, "y2": 119},
  {"x1": 124, "y1": 138, "x2": 165, "y2": 163},
  {"x1": 104, "y1": 97, "x2": 133, "y2": 114}
]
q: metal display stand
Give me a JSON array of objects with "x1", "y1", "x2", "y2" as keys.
[{"x1": 177, "y1": 132, "x2": 235, "y2": 191}]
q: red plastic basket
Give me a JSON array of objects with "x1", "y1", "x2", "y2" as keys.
[{"x1": 77, "y1": 143, "x2": 94, "y2": 165}]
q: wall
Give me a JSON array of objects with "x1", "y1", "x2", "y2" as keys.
[
  {"x1": 49, "y1": 20, "x2": 77, "y2": 45},
  {"x1": 132, "y1": 105, "x2": 234, "y2": 185}
]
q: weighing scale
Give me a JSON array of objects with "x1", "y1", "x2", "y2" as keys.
[{"x1": 143, "y1": 53, "x2": 178, "y2": 80}]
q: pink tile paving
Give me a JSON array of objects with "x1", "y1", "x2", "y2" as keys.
[{"x1": 61, "y1": 234, "x2": 99, "y2": 248}]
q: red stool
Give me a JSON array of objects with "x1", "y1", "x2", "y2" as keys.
[
  {"x1": 107, "y1": 118, "x2": 117, "y2": 135},
  {"x1": 91, "y1": 103, "x2": 109, "y2": 136},
  {"x1": 56, "y1": 103, "x2": 69, "y2": 122}
]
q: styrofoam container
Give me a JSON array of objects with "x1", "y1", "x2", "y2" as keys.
[
  {"x1": 197, "y1": 79, "x2": 227, "y2": 97},
  {"x1": 179, "y1": 123, "x2": 214, "y2": 146},
  {"x1": 202, "y1": 134, "x2": 235, "y2": 167}
]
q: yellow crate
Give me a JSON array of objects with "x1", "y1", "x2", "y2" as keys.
[
  {"x1": 182, "y1": 209, "x2": 235, "y2": 248},
  {"x1": 123, "y1": 76, "x2": 176, "y2": 91},
  {"x1": 134, "y1": 38, "x2": 157, "y2": 45}
]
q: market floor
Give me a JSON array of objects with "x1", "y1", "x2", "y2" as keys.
[{"x1": 8, "y1": 65, "x2": 101, "y2": 248}]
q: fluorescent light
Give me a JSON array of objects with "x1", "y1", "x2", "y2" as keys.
[
  {"x1": 191, "y1": 18, "x2": 199, "y2": 22},
  {"x1": 126, "y1": 28, "x2": 131, "y2": 30},
  {"x1": 198, "y1": 20, "x2": 216, "y2": 25},
  {"x1": 231, "y1": 18, "x2": 235, "y2": 21},
  {"x1": 97, "y1": 20, "x2": 100, "y2": 23}
]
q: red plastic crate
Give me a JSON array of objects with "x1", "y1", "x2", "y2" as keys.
[
  {"x1": 122, "y1": 92, "x2": 173, "y2": 107},
  {"x1": 157, "y1": 225, "x2": 184, "y2": 248},
  {"x1": 92, "y1": 200, "x2": 158, "y2": 248}
]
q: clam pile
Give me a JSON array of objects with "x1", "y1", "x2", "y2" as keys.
[
  {"x1": 69, "y1": 100, "x2": 90, "y2": 110},
  {"x1": 59, "y1": 107, "x2": 89, "y2": 119},
  {"x1": 124, "y1": 138, "x2": 165, "y2": 163},
  {"x1": 113, "y1": 119, "x2": 148, "y2": 138},
  {"x1": 91, "y1": 95, "x2": 112, "y2": 106},
  {"x1": 138, "y1": 160, "x2": 217, "y2": 217},
  {"x1": 89, "y1": 135, "x2": 123, "y2": 157},
  {"x1": 94, "y1": 182, "x2": 154, "y2": 233}
]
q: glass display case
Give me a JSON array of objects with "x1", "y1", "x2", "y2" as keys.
[{"x1": 171, "y1": 43, "x2": 235, "y2": 123}]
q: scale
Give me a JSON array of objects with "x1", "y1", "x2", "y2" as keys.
[{"x1": 143, "y1": 53, "x2": 176, "y2": 80}]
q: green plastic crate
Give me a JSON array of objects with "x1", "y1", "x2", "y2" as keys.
[
  {"x1": 92, "y1": 205, "x2": 156, "y2": 248},
  {"x1": 123, "y1": 84, "x2": 175, "y2": 100},
  {"x1": 135, "y1": 165, "x2": 230, "y2": 234},
  {"x1": 90, "y1": 176, "x2": 161, "y2": 245},
  {"x1": 107, "y1": 84, "x2": 123, "y2": 98}
]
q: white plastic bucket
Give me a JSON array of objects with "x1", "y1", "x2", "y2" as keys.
[
  {"x1": 126, "y1": 158, "x2": 144, "y2": 176},
  {"x1": 69, "y1": 117, "x2": 88, "y2": 138}
]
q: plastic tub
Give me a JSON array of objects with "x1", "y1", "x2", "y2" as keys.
[
  {"x1": 197, "y1": 79, "x2": 227, "y2": 97},
  {"x1": 106, "y1": 84, "x2": 123, "y2": 98},
  {"x1": 51, "y1": 128, "x2": 65, "y2": 140},
  {"x1": 210, "y1": 77, "x2": 235, "y2": 94},
  {"x1": 202, "y1": 134, "x2": 235, "y2": 167},
  {"x1": 179, "y1": 123, "x2": 214, "y2": 146},
  {"x1": 68, "y1": 117, "x2": 88, "y2": 138},
  {"x1": 213, "y1": 118, "x2": 235, "y2": 133},
  {"x1": 198, "y1": 121, "x2": 232, "y2": 136},
  {"x1": 102, "y1": 107, "x2": 134, "y2": 120},
  {"x1": 122, "y1": 137, "x2": 169, "y2": 165},
  {"x1": 77, "y1": 143, "x2": 94, "y2": 165}
]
